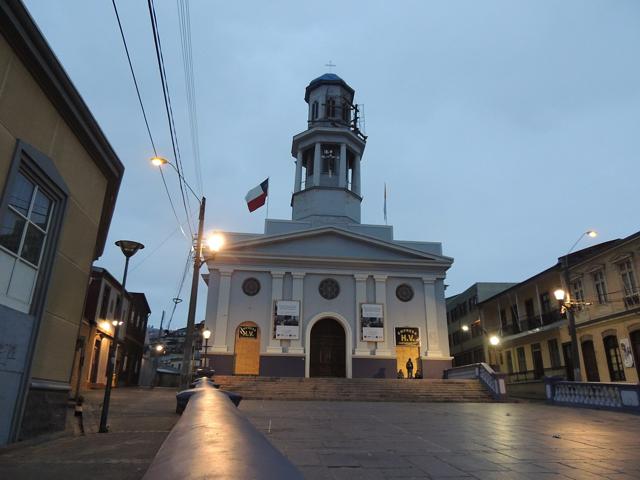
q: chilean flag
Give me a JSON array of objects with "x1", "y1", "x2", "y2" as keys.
[{"x1": 245, "y1": 178, "x2": 269, "y2": 212}]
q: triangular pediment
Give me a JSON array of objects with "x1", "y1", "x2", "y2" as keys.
[{"x1": 218, "y1": 227, "x2": 452, "y2": 265}]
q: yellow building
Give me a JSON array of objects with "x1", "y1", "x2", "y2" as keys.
[
  {"x1": 0, "y1": 2, "x2": 123, "y2": 444},
  {"x1": 477, "y1": 232, "x2": 640, "y2": 398}
]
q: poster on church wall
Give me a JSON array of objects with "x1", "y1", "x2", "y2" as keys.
[
  {"x1": 395, "y1": 327, "x2": 420, "y2": 346},
  {"x1": 361, "y1": 303, "x2": 384, "y2": 342},
  {"x1": 619, "y1": 338, "x2": 634, "y2": 368},
  {"x1": 274, "y1": 300, "x2": 300, "y2": 339}
]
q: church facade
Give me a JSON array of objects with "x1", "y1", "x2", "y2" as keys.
[{"x1": 204, "y1": 74, "x2": 453, "y2": 378}]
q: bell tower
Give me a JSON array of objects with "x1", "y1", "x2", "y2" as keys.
[{"x1": 291, "y1": 73, "x2": 367, "y2": 225}]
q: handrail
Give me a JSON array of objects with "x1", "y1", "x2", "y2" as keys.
[
  {"x1": 544, "y1": 377, "x2": 640, "y2": 413},
  {"x1": 444, "y1": 363, "x2": 508, "y2": 401},
  {"x1": 143, "y1": 382, "x2": 303, "y2": 479}
]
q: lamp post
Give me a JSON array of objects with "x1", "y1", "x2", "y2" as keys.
[
  {"x1": 99, "y1": 240, "x2": 144, "y2": 433},
  {"x1": 460, "y1": 324, "x2": 501, "y2": 367},
  {"x1": 561, "y1": 230, "x2": 597, "y2": 382},
  {"x1": 151, "y1": 344, "x2": 165, "y2": 388},
  {"x1": 151, "y1": 156, "x2": 224, "y2": 389},
  {"x1": 460, "y1": 324, "x2": 469, "y2": 365},
  {"x1": 202, "y1": 329, "x2": 211, "y2": 369}
]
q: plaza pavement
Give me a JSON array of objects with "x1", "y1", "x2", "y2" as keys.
[
  {"x1": 241, "y1": 400, "x2": 640, "y2": 480},
  {"x1": 0, "y1": 387, "x2": 178, "y2": 480},
  {"x1": 2, "y1": 388, "x2": 640, "y2": 479}
]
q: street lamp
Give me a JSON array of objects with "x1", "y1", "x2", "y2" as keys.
[
  {"x1": 562, "y1": 230, "x2": 597, "y2": 382},
  {"x1": 202, "y1": 329, "x2": 211, "y2": 369},
  {"x1": 99, "y1": 239, "x2": 144, "y2": 433},
  {"x1": 151, "y1": 156, "x2": 223, "y2": 389}
]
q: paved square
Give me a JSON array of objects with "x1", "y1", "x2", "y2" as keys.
[{"x1": 240, "y1": 401, "x2": 640, "y2": 479}]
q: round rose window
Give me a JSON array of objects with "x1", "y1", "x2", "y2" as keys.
[{"x1": 319, "y1": 278, "x2": 340, "y2": 300}]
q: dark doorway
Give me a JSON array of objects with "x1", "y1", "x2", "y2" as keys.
[
  {"x1": 531, "y1": 343, "x2": 544, "y2": 379},
  {"x1": 310, "y1": 318, "x2": 346, "y2": 377},
  {"x1": 631, "y1": 330, "x2": 640, "y2": 380},
  {"x1": 562, "y1": 342, "x2": 574, "y2": 381},
  {"x1": 581, "y1": 340, "x2": 600, "y2": 382}
]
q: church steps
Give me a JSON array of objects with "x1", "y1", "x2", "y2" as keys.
[{"x1": 213, "y1": 376, "x2": 495, "y2": 402}]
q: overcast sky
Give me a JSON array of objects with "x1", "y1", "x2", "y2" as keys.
[{"x1": 24, "y1": 0, "x2": 640, "y2": 329}]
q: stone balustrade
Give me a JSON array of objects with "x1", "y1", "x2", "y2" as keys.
[
  {"x1": 443, "y1": 362, "x2": 508, "y2": 401},
  {"x1": 545, "y1": 377, "x2": 640, "y2": 413}
]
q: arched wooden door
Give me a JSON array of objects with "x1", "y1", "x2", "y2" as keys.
[
  {"x1": 234, "y1": 322, "x2": 260, "y2": 375},
  {"x1": 310, "y1": 318, "x2": 346, "y2": 377}
]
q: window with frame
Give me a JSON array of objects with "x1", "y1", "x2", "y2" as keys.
[
  {"x1": 571, "y1": 279, "x2": 585, "y2": 310},
  {"x1": 0, "y1": 170, "x2": 55, "y2": 312},
  {"x1": 540, "y1": 292, "x2": 551, "y2": 313},
  {"x1": 618, "y1": 259, "x2": 639, "y2": 307},
  {"x1": 311, "y1": 101, "x2": 319, "y2": 120},
  {"x1": 516, "y1": 346, "x2": 527, "y2": 372},
  {"x1": 603, "y1": 335, "x2": 626, "y2": 381},
  {"x1": 592, "y1": 270, "x2": 608, "y2": 304},
  {"x1": 547, "y1": 338, "x2": 561, "y2": 368},
  {"x1": 499, "y1": 309, "x2": 507, "y2": 329},
  {"x1": 325, "y1": 97, "x2": 336, "y2": 118},
  {"x1": 99, "y1": 285, "x2": 111, "y2": 319}
]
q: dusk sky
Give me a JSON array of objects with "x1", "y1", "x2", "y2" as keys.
[{"x1": 24, "y1": 0, "x2": 640, "y2": 329}]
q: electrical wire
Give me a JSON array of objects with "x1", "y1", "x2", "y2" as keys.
[
  {"x1": 110, "y1": 0, "x2": 191, "y2": 239},
  {"x1": 177, "y1": 0, "x2": 204, "y2": 195},
  {"x1": 147, "y1": 0, "x2": 196, "y2": 237},
  {"x1": 166, "y1": 248, "x2": 192, "y2": 331}
]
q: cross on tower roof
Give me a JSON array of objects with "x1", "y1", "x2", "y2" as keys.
[{"x1": 325, "y1": 61, "x2": 336, "y2": 71}]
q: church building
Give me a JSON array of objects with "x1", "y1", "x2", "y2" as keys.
[{"x1": 204, "y1": 74, "x2": 453, "y2": 378}]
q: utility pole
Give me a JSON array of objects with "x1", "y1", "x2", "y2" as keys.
[
  {"x1": 563, "y1": 256, "x2": 582, "y2": 382},
  {"x1": 180, "y1": 197, "x2": 206, "y2": 389}
]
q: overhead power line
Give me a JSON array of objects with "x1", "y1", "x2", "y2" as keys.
[
  {"x1": 110, "y1": 0, "x2": 190, "y2": 241},
  {"x1": 147, "y1": 0, "x2": 196, "y2": 237},
  {"x1": 177, "y1": 0, "x2": 204, "y2": 195}
]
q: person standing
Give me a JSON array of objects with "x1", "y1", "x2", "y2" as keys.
[{"x1": 406, "y1": 358, "x2": 414, "y2": 379}]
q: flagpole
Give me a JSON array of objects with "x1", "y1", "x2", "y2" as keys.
[{"x1": 266, "y1": 181, "x2": 270, "y2": 219}]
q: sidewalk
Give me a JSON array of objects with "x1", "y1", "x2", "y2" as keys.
[{"x1": 0, "y1": 387, "x2": 178, "y2": 480}]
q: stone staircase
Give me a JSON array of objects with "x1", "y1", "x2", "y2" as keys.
[{"x1": 214, "y1": 376, "x2": 495, "y2": 402}]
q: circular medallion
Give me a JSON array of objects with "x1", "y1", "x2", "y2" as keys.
[
  {"x1": 242, "y1": 278, "x2": 261, "y2": 296},
  {"x1": 319, "y1": 278, "x2": 340, "y2": 300},
  {"x1": 396, "y1": 284, "x2": 414, "y2": 302}
]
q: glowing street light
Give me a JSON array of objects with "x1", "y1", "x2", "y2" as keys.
[
  {"x1": 553, "y1": 289, "x2": 566, "y2": 301},
  {"x1": 489, "y1": 335, "x2": 500, "y2": 346},
  {"x1": 461, "y1": 325, "x2": 470, "y2": 332},
  {"x1": 206, "y1": 233, "x2": 225, "y2": 253}
]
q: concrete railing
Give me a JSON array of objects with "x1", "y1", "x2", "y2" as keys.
[
  {"x1": 444, "y1": 363, "x2": 508, "y2": 401},
  {"x1": 545, "y1": 377, "x2": 640, "y2": 413},
  {"x1": 143, "y1": 381, "x2": 303, "y2": 479}
]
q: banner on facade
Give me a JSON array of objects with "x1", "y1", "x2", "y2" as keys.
[
  {"x1": 274, "y1": 300, "x2": 300, "y2": 339},
  {"x1": 361, "y1": 303, "x2": 384, "y2": 342},
  {"x1": 395, "y1": 327, "x2": 420, "y2": 346},
  {"x1": 619, "y1": 338, "x2": 634, "y2": 368}
]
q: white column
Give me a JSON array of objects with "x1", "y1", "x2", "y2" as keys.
[
  {"x1": 212, "y1": 268, "x2": 233, "y2": 352},
  {"x1": 294, "y1": 151, "x2": 303, "y2": 192},
  {"x1": 312, "y1": 143, "x2": 321, "y2": 187},
  {"x1": 352, "y1": 154, "x2": 361, "y2": 195},
  {"x1": 267, "y1": 271, "x2": 285, "y2": 353},
  {"x1": 338, "y1": 144, "x2": 347, "y2": 188},
  {"x1": 354, "y1": 274, "x2": 369, "y2": 355},
  {"x1": 289, "y1": 272, "x2": 305, "y2": 354},
  {"x1": 423, "y1": 277, "x2": 442, "y2": 356},
  {"x1": 374, "y1": 274, "x2": 391, "y2": 356}
]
